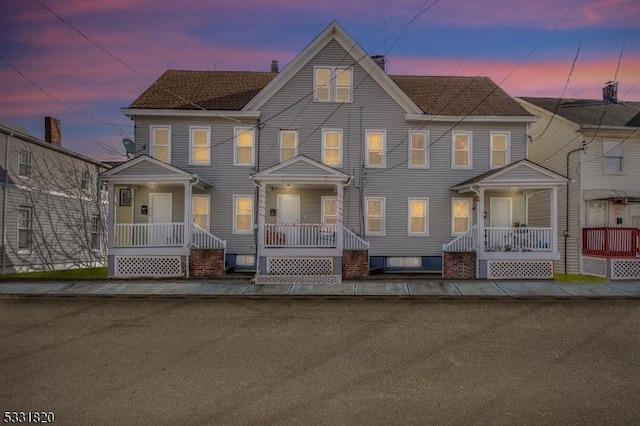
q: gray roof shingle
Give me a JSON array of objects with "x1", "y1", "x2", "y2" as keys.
[{"x1": 519, "y1": 97, "x2": 640, "y2": 128}]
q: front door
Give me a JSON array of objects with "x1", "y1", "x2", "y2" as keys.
[
  {"x1": 150, "y1": 193, "x2": 172, "y2": 245},
  {"x1": 490, "y1": 198, "x2": 512, "y2": 227},
  {"x1": 277, "y1": 194, "x2": 300, "y2": 245}
]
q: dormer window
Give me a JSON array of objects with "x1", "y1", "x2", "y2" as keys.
[{"x1": 314, "y1": 67, "x2": 352, "y2": 102}]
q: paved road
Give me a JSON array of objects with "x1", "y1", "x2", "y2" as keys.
[{"x1": 1, "y1": 298, "x2": 639, "y2": 425}]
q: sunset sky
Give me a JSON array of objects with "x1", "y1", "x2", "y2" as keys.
[{"x1": 1, "y1": 0, "x2": 638, "y2": 160}]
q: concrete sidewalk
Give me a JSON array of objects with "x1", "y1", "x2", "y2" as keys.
[{"x1": 1, "y1": 279, "x2": 639, "y2": 299}]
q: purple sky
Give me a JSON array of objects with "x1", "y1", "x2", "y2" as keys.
[{"x1": 1, "y1": 0, "x2": 638, "y2": 160}]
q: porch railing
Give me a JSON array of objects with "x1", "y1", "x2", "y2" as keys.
[
  {"x1": 344, "y1": 227, "x2": 369, "y2": 250},
  {"x1": 192, "y1": 224, "x2": 226, "y2": 249},
  {"x1": 583, "y1": 227, "x2": 640, "y2": 257},
  {"x1": 114, "y1": 223, "x2": 185, "y2": 247},
  {"x1": 484, "y1": 227, "x2": 553, "y2": 252},
  {"x1": 443, "y1": 225, "x2": 477, "y2": 252},
  {"x1": 264, "y1": 223, "x2": 337, "y2": 248}
]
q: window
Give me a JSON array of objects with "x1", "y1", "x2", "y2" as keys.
[
  {"x1": 234, "y1": 195, "x2": 253, "y2": 234},
  {"x1": 80, "y1": 169, "x2": 89, "y2": 191},
  {"x1": 90, "y1": 214, "x2": 100, "y2": 250},
  {"x1": 322, "y1": 129, "x2": 342, "y2": 167},
  {"x1": 192, "y1": 195, "x2": 210, "y2": 231},
  {"x1": 408, "y1": 198, "x2": 429, "y2": 236},
  {"x1": 322, "y1": 196, "x2": 337, "y2": 224},
  {"x1": 234, "y1": 128, "x2": 255, "y2": 166},
  {"x1": 452, "y1": 198, "x2": 471, "y2": 235},
  {"x1": 280, "y1": 130, "x2": 298, "y2": 162},
  {"x1": 490, "y1": 132, "x2": 510, "y2": 168},
  {"x1": 18, "y1": 206, "x2": 32, "y2": 251},
  {"x1": 18, "y1": 150, "x2": 31, "y2": 178},
  {"x1": 409, "y1": 131, "x2": 429, "y2": 168},
  {"x1": 314, "y1": 67, "x2": 352, "y2": 102},
  {"x1": 366, "y1": 130, "x2": 386, "y2": 168},
  {"x1": 603, "y1": 140, "x2": 623, "y2": 174},
  {"x1": 151, "y1": 126, "x2": 171, "y2": 163},
  {"x1": 190, "y1": 127, "x2": 210, "y2": 165},
  {"x1": 365, "y1": 197, "x2": 385, "y2": 236},
  {"x1": 452, "y1": 131, "x2": 472, "y2": 169}
]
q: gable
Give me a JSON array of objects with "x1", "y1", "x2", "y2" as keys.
[
  {"x1": 101, "y1": 155, "x2": 191, "y2": 178},
  {"x1": 484, "y1": 163, "x2": 560, "y2": 183},
  {"x1": 253, "y1": 155, "x2": 350, "y2": 182}
]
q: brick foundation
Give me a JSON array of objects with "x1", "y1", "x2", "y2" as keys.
[
  {"x1": 443, "y1": 252, "x2": 476, "y2": 279},
  {"x1": 342, "y1": 250, "x2": 369, "y2": 279},
  {"x1": 189, "y1": 248, "x2": 225, "y2": 277}
]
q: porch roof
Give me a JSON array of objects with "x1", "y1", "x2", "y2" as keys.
[
  {"x1": 252, "y1": 155, "x2": 351, "y2": 184},
  {"x1": 450, "y1": 159, "x2": 568, "y2": 193},
  {"x1": 99, "y1": 155, "x2": 212, "y2": 188}
]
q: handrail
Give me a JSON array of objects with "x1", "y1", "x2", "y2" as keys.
[
  {"x1": 443, "y1": 225, "x2": 477, "y2": 252},
  {"x1": 344, "y1": 227, "x2": 369, "y2": 250},
  {"x1": 192, "y1": 224, "x2": 226, "y2": 249}
]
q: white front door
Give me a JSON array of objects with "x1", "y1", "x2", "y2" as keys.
[
  {"x1": 277, "y1": 194, "x2": 300, "y2": 245},
  {"x1": 490, "y1": 198, "x2": 512, "y2": 227},
  {"x1": 150, "y1": 193, "x2": 172, "y2": 245}
]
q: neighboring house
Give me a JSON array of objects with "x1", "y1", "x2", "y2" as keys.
[
  {"x1": 102, "y1": 21, "x2": 567, "y2": 282},
  {"x1": 0, "y1": 118, "x2": 109, "y2": 273},
  {"x1": 518, "y1": 85, "x2": 640, "y2": 279}
]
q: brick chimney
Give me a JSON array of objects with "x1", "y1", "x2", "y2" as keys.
[{"x1": 44, "y1": 116, "x2": 61, "y2": 146}]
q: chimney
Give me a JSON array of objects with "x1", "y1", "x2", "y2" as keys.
[
  {"x1": 271, "y1": 60, "x2": 279, "y2": 73},
  {"x1": 602, "y1": 81, "x2": 618, "y2": 103},
  {"x1": 371, "y1": 55, "x2": 387, "y2": 72},
  {"x1": 44, "y1": 116, "x2": 62, "y2": 146}
]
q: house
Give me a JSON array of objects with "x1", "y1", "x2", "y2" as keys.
[
  {"x1": 517, "y1": 85, "x2": 640, "y2": 279},
  {"x1": 102, "y1": 21, "x2": 567, "y2": 282},
  {"x1": 0, "y1": 118, "x2": 109, "y2": 273}
]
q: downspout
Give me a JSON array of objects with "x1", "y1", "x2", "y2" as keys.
[
  {"x1": 470, "y1": 186, "x2": 481, "y2": 279},
  {"x1": 185, "y1": 175, "x2": 200, "y2": 278},
  {"x1": 2, "y1": 131, "x2": 12, "y2": 274},
  {"x1": 565, "y1": 141, "x2": 586, "y2": 273},
  {"x1": 253, "y1": 119, "x2": 261, "y2": 274}
]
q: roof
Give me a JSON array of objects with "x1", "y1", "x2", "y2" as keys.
[
  {"x1": 451, "y1": 159, "x2": 567, "y2": 190},
  {"x1": 583, "y1": 189, "x2": 640, "y2": 201},
  {"x1": 519, "y1": 97, "x2": 640, "y2": 128}
]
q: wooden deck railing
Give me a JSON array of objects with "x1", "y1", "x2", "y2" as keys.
[
  {"x1": 264, "y1": 223, "x2": 337, "y2": 248},
  {"x1": 583, "y1": 227, "x2": 640, "y2": 257},
  {"x1": 114, "y1": 223, "x2": 185, "y2": 247}
]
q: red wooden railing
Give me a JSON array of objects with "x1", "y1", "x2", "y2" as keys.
[{"x1": 582, "y1": 227, "x2": 640, "y2": 257}]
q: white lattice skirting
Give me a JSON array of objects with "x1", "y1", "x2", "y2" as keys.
[
  {"x1": 487, "y1": 260, "x2": 553, "y2": 279},
  {"x1": 611, "y1": 258, "x2": 640, "y2": 279},
  {"x1": 257, "y1": 257, "x2": 340, "y2": 284},
  {"x1": 115, "y1": 256, "x2": 182, "y2": 277},
  {"x1": 255, "y1": 274, "x2": 341, "y2": 284},
  {"x1": 581, "y1": 256, "x2": 608, "y2": 278}
]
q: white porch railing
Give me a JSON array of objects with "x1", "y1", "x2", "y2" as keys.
[
  {"x1": 484, "y1": 227, "x2": 553, "y2": 252},
  {"x1": 443, "y1": 225, "x2": 477, "y2": 252},
  {"x1": 192, "y1": 224, "x2": 226, "y2": 249},
  {"x1": 114, "y1": 223, "x2": 185, "y2": 247},
  {"x1": 344, "y1": 227, "x2": 369, "y2": 250},
  {"x1": 264, "y1": 223, "x2": 337, "y2": 248}
]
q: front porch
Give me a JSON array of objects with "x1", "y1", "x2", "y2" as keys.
[{"x1": 581, "y1": 227, "x2": 640, "y2": 279}]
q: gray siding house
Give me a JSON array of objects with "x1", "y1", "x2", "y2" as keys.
[
  {"x1": 518, "y1": 86, "x2": 640, "y2": 279},
  {"x1": 103, "y1": 22, "x2": 566, "y2": 281},
  {"x1": 0, "y1": 118, "x2": 109, "y2": 273}
]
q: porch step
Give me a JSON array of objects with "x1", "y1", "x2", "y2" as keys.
[{"x1": 255, "y1": 274, "x2": 341, "y2": 285}]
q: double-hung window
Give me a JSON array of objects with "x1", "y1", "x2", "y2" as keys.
[
  {"x1": 322, "y1": 196, "x2": 337, "y2": 224},
  {"x1": 18, "y1": 150, "x2": 31, "y2": 179},
  {"x1": 80, "y1": 169, "x2": 89, "y2": 191},
  {"x1": 452, "y1": 131, "x2": 472, "y2": 169},
  {"x1": 409, "y1": 131, "x2": 429, "y2": 168},
  {"x1": 490, "y1": 132, "x2": 510, "y2": 168},
  {"x1": 603, "y1": 140, "x2": 623, "y2": 174},
  {"x1": 408, "y1": 198, "x2": 429, "y2": 236},
  {"x1": 18, "y1": 206, "x2": 32, "y2": 251},
  {"x1": 151, "y1": 126, "x2": 171, "y2": 163},
  {"x1": 452, "y1": 198, "x2": 471, "y2": 235},
  {"x1": 234, "y1": 195, "x2": 253, "y2": 234},
  {"x1": 192, "y1": 195, "x2": 210, "y2": 231},
  {"x1": 90, "y1": 214, "x2": 100, "y2": 250},
  {"x1": 322, "y1": 129, "x2": 342, "y2": 167},
  {"x1": 280, "y1": 130, "x2": 298, "y2": 162},
  {"x1": 365, "y1": 197, "x2": 385, "y2": 236},
  {"x1": 190, "y1": 126, "x2": 211, "y2": 165},
  {"x1": 234, "y1": 128, "x2": 255, "y2": 166},
  {"x1": 314, "y1": 67, "x2": 352, "y2": 102},
  {"x1": 366, "y1": 130, "x2": 386, "y2": 168}
]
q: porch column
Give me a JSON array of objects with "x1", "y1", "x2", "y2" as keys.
[
  {"x1": 477, "y1": 187, "x2": 485, "y2": 254},
  {"x1": 257, "y1": 183, "x2": 266, "y2": 252},
  {"x1": 551, "y1": 186, "x2": 558, "y2": 252},
  {"x1": 336, "y1": 183, "x2": 344, "y2": 250},
  {"x1": 107, "y1": 182, "x2": 115, "y2": 250},
  {"x1": 184, "y1": 181, "x2": 192, "y2": 247}
]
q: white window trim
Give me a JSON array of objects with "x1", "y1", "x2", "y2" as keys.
[
  {"x1": 17, "y1": 205, "x2": 32, "y2": 253},
  {"x1": 234, "y1": 127, "x2": 255, "y2": 166},
  {"x1": 150, "y1": 125, "x2": 171, "y2": 163},
  {"x1": 451, "y1": 198, "x2": 472, "y2": 236},
  {"x1": 192, "y1": 194, "x2": 210, "y2": 231},
  {"x1": 408, "y1": 198, "x2": 429, "y2": 236},
  {"x1": 189, "y1": 126, "x2": 211, "y2": 165},
  {"x1": 80, "y1": 169, "x2": 89, "y2": 192},
  {"x1": 18, "y1": 150, "x2": 31, "y2": 179},
  {"x1": 452, "y1": 131, "x2": 473, "y2": 169},
  {"x1": 408, "y1": 131, "x2": 429, "y2": 169},
  {"x1": 279, "y1": 129, "x2": 298, "y2": 163},
  {"x1": 365, "y1": 130, "x2": 386, "y2": 168},
  {"x1": 490, "y1": 131, "x2": 511, "y2": 169},
  {"x1": 603, "y1": 139, "x2": 624, "y2": 175},
  {"x1": 321, "y1": 196, "x2": 337, "y2": 224},
  {"x1": 365, "y1": 197, "x2": 386, "y2": 236},
  {"x1": 90, "y1": 214, "x2": 100, "y2": 251},
  {"x1": 233, "y1": 195, "x2": 254, "y2": 234},
  {"x1": 314, "y1": 66, "x2": 353, "y2": 103},
  {"x1": 322, "y1": 129, "x2": 343, "y2": 167}
]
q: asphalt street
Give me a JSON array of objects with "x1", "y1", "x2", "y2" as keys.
[{"x1": 1, "y1": 298, "x2": 639, "y2": 425}]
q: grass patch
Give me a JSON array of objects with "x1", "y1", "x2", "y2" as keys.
[
  {"x1": 553, "y1": 273, "x2": 606, "y2": 283},
  {"x1": 0, "y1": 267, "x2": 108, "y2": 280}
]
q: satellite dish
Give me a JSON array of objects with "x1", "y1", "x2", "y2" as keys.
[{"x1": 123, "y1": 138, "x2": 136, "y2": 159}]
